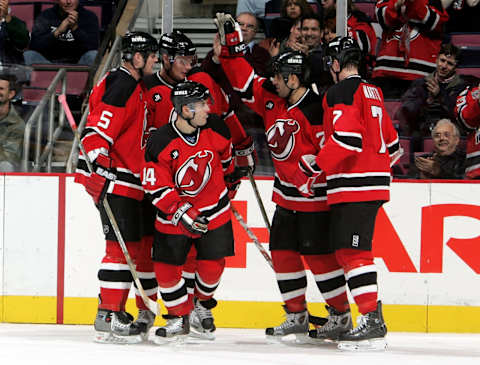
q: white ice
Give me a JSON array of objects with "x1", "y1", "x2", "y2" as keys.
[{"x1": 1, "y1": 324, "x2": 479, "y2": 365}]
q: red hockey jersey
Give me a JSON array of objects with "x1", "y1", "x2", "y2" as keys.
[
  {"x1": 142, "y1": 113, "x2": 234, "y2": 235},
  {"x1": 220, "y1": 55, "x2": 327, "y2": 212},
  {"x1": 316, "y1": 75, "x2": 400, "y2": 205},
  {"x1": 75, "y1": 67, "x2": 147, "y2": 201},
  {"x1": 348, "y1": 11, "x2": 377, "y2": 66},
  {"x1": 455, "y1": 86, "x2": 480, "y2": 179},
  {"x1": 373, "y1": 0, "x2": 448, "y2": 81},
  {"x1": 142, "y1": 69, "x2": 248, "y2": 146}
]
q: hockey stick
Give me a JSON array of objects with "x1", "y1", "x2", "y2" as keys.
[
  {"x1": 231, "y1": 204, "x2": 327, "y2": 326},
  {"x1": 247, "y1": 170, "x2": 271, "y2": 230},
  {"x1": 58, "y1": 94, "x2": 160, "y2": 316},
  {"x1": 230, "y1": 205, "x2": 273, "y2": 269}
]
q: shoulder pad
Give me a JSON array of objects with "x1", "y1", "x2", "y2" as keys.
[
  {"x1": 326, "y1": 77, "x2": 361, "y2": 107},
  {"x1": 298, "y1": 91, "x2": 324, "y2": 126},
  {"x1": 145, "y1": 125, "x2": 177, "y2": 163},
  {"x1": 102, "y1": 70, "x2": 138, "y2": 107},
  {"x1": 205, "y1": 114, "x2": 231, "y2": 140}
]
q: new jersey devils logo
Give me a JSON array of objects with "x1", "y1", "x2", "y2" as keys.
[
  {"x1": 175, "y1": 150, "x2": 214, "y2": 196},
  {"x1": 266, "y1": 119, "x2": 300, "y2": 161}
]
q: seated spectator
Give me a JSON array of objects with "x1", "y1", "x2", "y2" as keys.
[
  {"x1": 396, "y1": 44, "x2": 467, "y2": 139},
  {"x1": 455, "y1": 82, "x2": 480, "y2": 179},
  {"x1": 322, "y1": 3, "x2": 378, "y2": 76},
  {"x1": 443, "y1": 0, "x2": 480, "y2": 33},
  {"x1": 411, "y1": 119, "x2": 465, "y2": 179},
  {"x1": 236, "y1": 0, "x2": 270, "y2": 19},
  {"x1": 24, "y1": 0, "x2": 99, "y2": 66},
  {"x1": 371, "y1": 0, "x2": 449, "y2": 99},
  {"x1": 268, "y1": 18, "x2": 307, "y2": 55},
  {"x1": 0, "y1": 0, "x2": 30, "y2": 64},
  {"x1": 0, "y1": 74, "x2": 25, "y2": 172},
  {"x1": 269, "y1": 0, "x2": 314, "y2": 41},
  {"x1": 301, "y1": 14, "x2": 334, "y2": 94}
]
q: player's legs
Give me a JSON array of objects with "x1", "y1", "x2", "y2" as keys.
[
  {"x1": 265, "y1": 206, "x2": 309, "y2": 339},
  {"x1": 94, "y1": 195, "x2": 143, "y2": 344},
  {"x1": 330, "y1": 201, "x2": 387, "y2": 350}
]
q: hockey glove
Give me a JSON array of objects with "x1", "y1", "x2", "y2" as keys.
[
  {"x1": 85, "y1": 154, "x2": 116, "y2": 205},
  {"x1": 225, "y1": 168, "x2": 244, "y2": 200},
  {"x1": 292, "y1": 154, "x2": 322, "y2": 198},
  {"x1": 214, "y1": 12, "x2": 246, "y2": 57},
  {"x1": 170, "y1": 202, "x2": 209, "y2": 237},
  {"x1": 234, "y1": 135, "x2": 256, "y2": 175}
]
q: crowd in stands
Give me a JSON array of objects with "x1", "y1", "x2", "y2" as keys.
[{"x1": 1, "y1": 0, "x2": 480, "y2": 178}]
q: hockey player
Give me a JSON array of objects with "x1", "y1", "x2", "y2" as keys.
[
  {"x1": 141, "y1": 81, "x2": 238, "y2": 344},
  {"x1": 74, "y1": 32, "x2": 159, "y2": 343},
  {"x1": 455, "y1": 83, "x2": 480, "y2": 179},
  {"x1": 142, "y1": 30, "x2": 255, "y2": 338},
  {"x1": 213, "y1": 13, "x2": 353, "y2": 342},
  {"x1": 295, "y1": 36, "x2": 401, "y2": 351}
]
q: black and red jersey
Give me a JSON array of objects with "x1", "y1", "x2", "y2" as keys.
[
  {"x1": 142, "y1": 113, "x2": 235, "y2": 235},
  {"x1": 373, "y1": 0, "x2": 448, "y2": 81},
  {"x1": 317, "y1": 75, "x2": 400, "y2": 205},
  {"x1": 142, "y1": 69, "x2": 248, "y2": 146},
  {"x1": 75, "y1": 66, "x2": 147, "y2": 201},
  {"x1": 455, "y1": 86, "x2": 480, "y2": 179},
  {"x1": 348, "y1": 11, "x2": 377, "y2": 65},
  {"x1": 220, "y1": 55, "x2": 327, "y2": 212}
]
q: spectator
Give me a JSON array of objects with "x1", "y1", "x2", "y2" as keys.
[
  {"x1": 270, "y1": 18, "x2": 308, "y2": 55},
  {"x1": 0, "y1": 74, "x2": 24, "y2": 172},
  {"x1": 236, "y1": 0, "x2": 270, "y2": 19},
  {"x1": 319, "y1": 2, "x2": 378, "y2": 76},
  {"x1": 269, "y1": 0, "x2": 315, "y2": 41},
  {"x1": 300, "y1": 14, "x2": 334, "y2": 95},
  {"x1": 412, "y1": 119, "x2": 465, "y2": 179},
  {"x1": 25, "y1": 0, "x2": 99, "y2": 65},
  {"x1": 443, "y1": 0, "x2": 480, "y2": 33},
  {"x1": 455, "y1": 82, "x2": 480, "y2": 179},
  {"x1": 372, "y1": 0, "x2": 449, "y2": 99},
  {"x1": 0, "y1": 0, "x2": 30, "y2": 64},
  {"x1": 396, "y1": 44, "x2": 467, "y2": 139}
]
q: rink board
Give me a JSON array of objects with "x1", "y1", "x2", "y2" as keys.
[{"x1": 0, "y1": 174, "x2": 479, "y2": 332}]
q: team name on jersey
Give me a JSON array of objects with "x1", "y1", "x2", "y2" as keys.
[{"x1": 362, "y1": 85, "x2": 381, "y2": 101}]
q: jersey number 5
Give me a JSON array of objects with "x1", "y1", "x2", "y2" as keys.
[{"x1": 98, "y1": 110, "x2": 113, "y2": 129}]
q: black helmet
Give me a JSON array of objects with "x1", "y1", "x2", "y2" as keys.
[
  {"x1": 271, "y1": 51, "x2": 309, "y2": 84},
  {"x1": 159, "y1": 30, "x2": 196, "y2": 61},
  {"x1": 121, "y1": 31, "x2": 158, "y2": 60},
  {"x1": 171, "y1": 81, "x2": 210, "y2": 114},
  {"x1": 324, "y1": 36, "x2": 362, "y2": 70}
]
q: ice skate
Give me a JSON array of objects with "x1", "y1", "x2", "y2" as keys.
[
  {"x1": 93, "y1": 309, "x2": 143, "y2": 344},
  {"x1": 153, "y1": 314, "x2": 190, "y2": 345},
  {"x1": 134, "y1": 309, "x2": 156, "y2": 340},
  {"x1": 337, "y1": 301, "x2": 387, "y2": 351},
  {"x1": 308, "y1": 306, "x2": 352, "y2": 343},
  {"x1": 190, "y1": 298, "x2": 217, "y2": 340},
  {"x1": 265, "y1": 305, "x2": 309, "y2": 343}
]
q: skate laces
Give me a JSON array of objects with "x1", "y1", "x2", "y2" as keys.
[
  {"x1": 112, "y1": 311, "x2": 134, "y2": 330},
  {"x1": 350, "y1": 314, "x2": 368, "y2": 334},
  {"x1": 165, "y1": 316, "x2": 184, "y2": 331},
  {"x1": 318, "y1": 307, "x2": 349, "y2": 333},
  {"x1": 195, "y1": 301, "x2": 213, "y2": 322},
  {"x1": 277, "y1": 311, "x2": 301, "y2": 330}
]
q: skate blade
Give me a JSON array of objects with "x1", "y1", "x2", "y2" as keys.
[
  {"x1": 94, "y1": 331, "x2": 143, "y2": 344},
  {"x1": 301, "y1": 335, "x2": 337, "y2": 345},
  {"x1": 152, "y1": 334, "x2": 189, "y2": 346},
  {"x1": 337, "y1": 338, "x2": 387, "y2": 351},
  {"x1": 265, "y1": 333, "x2": 308, "y2": 344},
  {"x1": 189, "y1": 328, "x2": 216, "y2": 341}
]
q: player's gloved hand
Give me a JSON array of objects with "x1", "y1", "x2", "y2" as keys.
[
  {"x1": 234, "y1": 135, "x2": 256, "y2": 175},
  {"x1": 85, "y1": 154, "x2": 116, "y2": 204},
  {"x1": 169, "y1": 202, "x2": 209, "y2": 237},
  {"x1": 224, "y1": 168, "x2": 244, "y2": 200},
  {"x1": 292, "y1": 154, "x2": 322, "y2": 198},
  {"x1": 214, "y1": 12, "x2": 246, "y2": 57}
]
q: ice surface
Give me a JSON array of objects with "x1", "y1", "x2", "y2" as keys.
[{"x1": 1, "y1": 324, "x2": 479, "y2": 365}]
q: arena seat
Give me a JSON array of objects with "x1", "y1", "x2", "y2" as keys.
[{"x1": 10, "y1": 3, "x2": 35, "y2": 32}]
